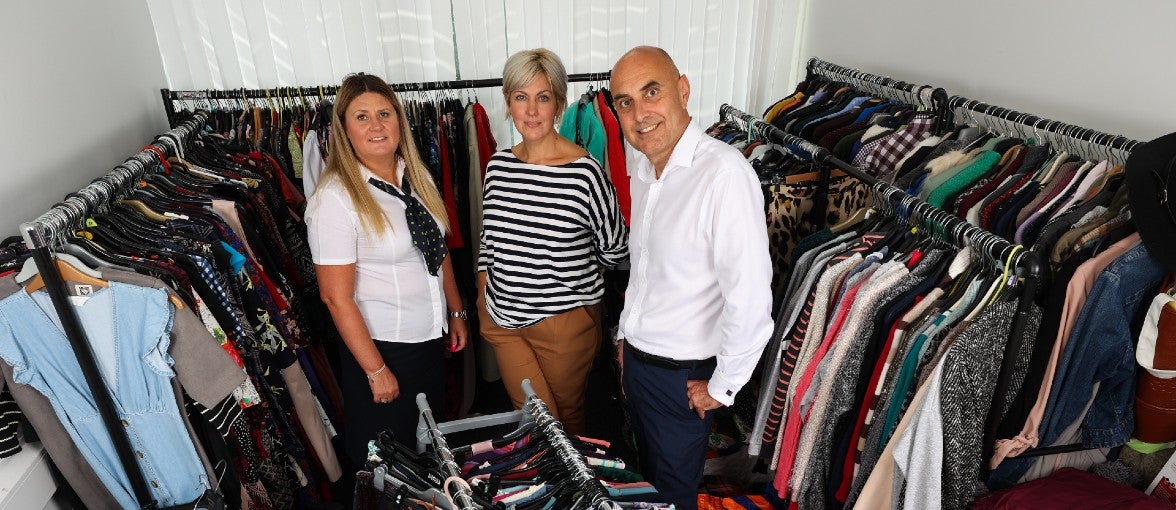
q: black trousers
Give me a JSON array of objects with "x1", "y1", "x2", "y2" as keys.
[
  {"x1": 339, "y1": 337, "x2": 445, "y2": 466},
  {"x1": 622, "y1": 345, "x2": 717, "y2": 510}
]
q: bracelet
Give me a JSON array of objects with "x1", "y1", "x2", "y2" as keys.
[
  {"x1": 366, "y1": 364, "x2": 387, "y2": 381},
  {"x1": 448, "y1": 310, "x2": 468, "y2": 320}
]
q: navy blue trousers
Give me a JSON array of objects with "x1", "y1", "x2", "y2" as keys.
[{"x1": 622, "y1": 345, "x2": 716, "y2": 510}]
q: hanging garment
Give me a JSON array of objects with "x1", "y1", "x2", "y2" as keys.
[
  {"x1": 301, "y1": 129, "x2": 326, "y2": 198},
  {"x1": 596, "y1": 90, "x2": 631, "y2": 224},
  {"x1": 764, "y1": 171, "x2": 872, "y2": 299},
  {"x1": 0, "y1": 277, "x2": 245, "y2": 508}
]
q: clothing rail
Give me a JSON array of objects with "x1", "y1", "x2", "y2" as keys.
[
  {"x1": 943, "y1": 94, "x2": 1145, "y2": 458},
  {"x1": 415, "y1": 393, "x2": 479, "y2": 510},
  {"x1": 721, "y1": 103, "x2": 1042, "y2": 277},
  {"x1": 720, "y1": 102, "x2": 1047, "y2": 463},
  {"x1": 161, "y1": 71, "x2": 612, "y2": 127},
  {"x1": 521, "y1": 379, "x2": 621, "y2": 510},
  {"x1": 17, "y1": 110, "x2": 211, "y2": 510},
  {"x1": 807, "y1": 57, "x2": 1149, "y2": 461},
  {"x1": 805, "y1": 57, "x2": 953, "y2": 135},
  {"x1": 948, "y1": 95, "x2": 1143, "y2": 163}
]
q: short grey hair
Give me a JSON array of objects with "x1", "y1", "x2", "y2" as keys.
[{"x1": 502, "y1": 48, "x2": 569, "y2": 118}]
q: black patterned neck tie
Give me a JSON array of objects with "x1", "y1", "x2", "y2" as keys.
[{"x1": 368, "y1": 176, "x2": 447, "y2": 276}]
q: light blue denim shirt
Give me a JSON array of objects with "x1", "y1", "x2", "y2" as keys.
[{"x1": 0, "y1": 282, "x2": 210, "y2": 507}]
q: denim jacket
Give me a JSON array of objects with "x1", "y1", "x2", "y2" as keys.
[
  {"x1": 990, "y1": 243, "x2": 1164, "y2": 487},
  {"x1": 1041, "y1": 242, "x2": 1165, "y2": 447},
  {"x1": 0, "y1": 282, "x2": 210, "y2": 507}
]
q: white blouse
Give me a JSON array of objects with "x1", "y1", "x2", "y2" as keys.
[{"x1": 305, "y1": 161, "x2": 445, "y2": 343}]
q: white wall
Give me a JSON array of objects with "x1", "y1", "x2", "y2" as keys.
[
  {"x1": 0, "y1": 0, "x2": 169, "y2": 238},
  {"x1": 800, "y1": 0, "x2": 1176, "y2": 142},
  {"x1": 0, "y1": 1, "x2": 166, "y2": 504}
]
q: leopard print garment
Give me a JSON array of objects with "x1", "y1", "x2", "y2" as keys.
[{"x1": 765, "y1": 173, "x2": 872, "y2": 299}]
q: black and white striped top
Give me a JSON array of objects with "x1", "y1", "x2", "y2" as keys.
[{"x1": 478, "y1": 150, "x2": 628, "y2": 328}]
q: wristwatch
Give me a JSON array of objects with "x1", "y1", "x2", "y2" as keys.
[{"x1": 448, "y1": 310, "x2": 468, "y2": 320}]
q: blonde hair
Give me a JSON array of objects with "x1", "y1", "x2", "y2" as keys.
[
  {"x1": 502, "y1": 48, "x2": 569, "y2": 119},
  {"x1": 322, "y1": 73, "x2": 450, "y2": 236}
]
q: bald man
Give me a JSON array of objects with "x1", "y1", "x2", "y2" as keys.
[{"x1": 611, "y1": 46, "x2": 773, "y2": 509}]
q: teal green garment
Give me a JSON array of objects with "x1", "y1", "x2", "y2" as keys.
[
  {"x1": 918, "y1": 155, "x2": 976, "y2": 200},
  {"x1": 880, "y1": 278, "x2": 984, "y2": 444},
  {"x1": 578, "y1": 104, "x2": 608, "y2": 164},
  {"x1": 558, "y1": 101, "x2": 608, "y2": 164},
  {"x1": 919, "y1": 137, "x2": 1006, "y2": 200},
  {"x1": 558, "y1": 104, "x2": 579, "y2": 140},
  {"x1": 927, "y1": 150, "x2": 1003, "y2": 208},
  {"x1": 606, "y1": 486, "x2": 658, "y2": 497}
]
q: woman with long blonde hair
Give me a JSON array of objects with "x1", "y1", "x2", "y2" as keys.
[{"x1": 305, "y1": 73, "x2": 467, "y2": 464}]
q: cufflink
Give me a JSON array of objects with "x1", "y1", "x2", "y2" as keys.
[{"x1": 726, "y1": 390, "x2": 733, "y2": 396}]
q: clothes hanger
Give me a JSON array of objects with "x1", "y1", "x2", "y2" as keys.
[
  {"x1": 450, "y1": 420, "x2": 536, "y2": 456},
  {"x1": 20, "y1": 257, "x2": 109, "y2": 295},
  {"x1": 371, "y1": 464, "x2": 458, "y2": 510}
]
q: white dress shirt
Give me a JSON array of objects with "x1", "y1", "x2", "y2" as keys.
[
  {"x1": 305, "y1": 161, "x2": 445, "y2": 343},
  {"x1": 618, "y1": 122, "x2": 774, "y2": 406}
]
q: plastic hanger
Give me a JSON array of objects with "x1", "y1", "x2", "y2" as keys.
[{"x1": 15, "y1": 252, "x2": 102, "y2": 283}]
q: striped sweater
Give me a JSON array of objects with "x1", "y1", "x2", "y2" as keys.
[{"x1": 478, "y1": 150, "x2": 628, "y2": 328}]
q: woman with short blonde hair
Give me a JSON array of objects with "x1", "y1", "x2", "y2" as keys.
[{"x1": 478, "y1": 49, "x2": 628, "y2": 435}]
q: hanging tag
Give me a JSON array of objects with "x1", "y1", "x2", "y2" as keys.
[{"x1": 373, "y1": 465, "x2": 387, "y2": 492}]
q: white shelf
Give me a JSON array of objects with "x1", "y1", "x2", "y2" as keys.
[{"x1": 0, "y1": 443, "x2": 60, "y2": 510}]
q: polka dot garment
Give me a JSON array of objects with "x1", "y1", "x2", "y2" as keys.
[{"x1": 368, "y1": 177, "x2": 447, "y2": 276}]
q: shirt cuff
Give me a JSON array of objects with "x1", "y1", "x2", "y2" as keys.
[{"x1": 707, "y1": 369, "x2": 742, "y2": 407}]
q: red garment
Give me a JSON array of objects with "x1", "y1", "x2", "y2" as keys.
[
  {"x1": 970, "y1": 467, "x2": 1170, "y2": 509},
  {"x1": 834, "y1": 316, "x2": 905, "y2": 502},
  {"x1": 438, "y1": 116, "x2": 465, "y2": 249},
  {"x1": 906, "y1": 249, "x2": 924, "y2": 268},
  {"x1": 472, "y1": 102, "x2": 496, "y2": 180},
  {"x1": 697, "y1": 494, "x2": 774, "y2": 510},
  {"x1": 594, "y1": 92, "x2": 631, "y2": 225},
  {"x1": 251, "y1": 151, "x2": 307, "y2": 212}
]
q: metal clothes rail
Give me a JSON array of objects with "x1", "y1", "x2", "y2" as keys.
[
  {"x1": 18, "y1": 111, "x2": 211, "y2": 509},
  {"x1": 161, "y1": 71, "x2": 612, "y2": 126},
  {"x1": 520, "y1": 379, "x2": 621, "y2": 510},
  {"x1": 947, "y1": 96, "x2": 1143, "y2": 163},
  {"x1": 720, "y1": 102, "x2": 1046, "y2": 465},
  {"x1": 416, "y1": 394, "x2": 480, "y2": 510},
  {"x1": 805, "y1": 57, "x2": 953, "y2": 135}
]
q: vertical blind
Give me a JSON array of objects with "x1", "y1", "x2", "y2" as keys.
[{"x1": 148, "y1": 0, "x2": 804, "y2": 146}]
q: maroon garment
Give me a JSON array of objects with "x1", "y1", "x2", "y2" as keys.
[
  {"x1": 438, "y1": 115, "x2": 464, "y2": 249},
  {"x1": 473, "y1": 102, "x2": 497, "y2": 180},
  {"x1": 970, "y1": 468, "x2": 1170, "y2": 510},
  {"x1": 979, "y1": 171, "x2": 1037, "y2": 230},
  {"x1": 1013, "y1": 161, "x2": 1081, "y2": 227},
  {"x1": 953, "y1": 148, "x2": 1027, "y2": 218}
]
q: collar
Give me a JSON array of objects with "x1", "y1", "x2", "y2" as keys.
[
  {"x1": 636, "y1": 121, "x2": 703, "y2": 183},
  {"x1": 360, "y1": 158, "x2": 406, "y2": 187}
]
